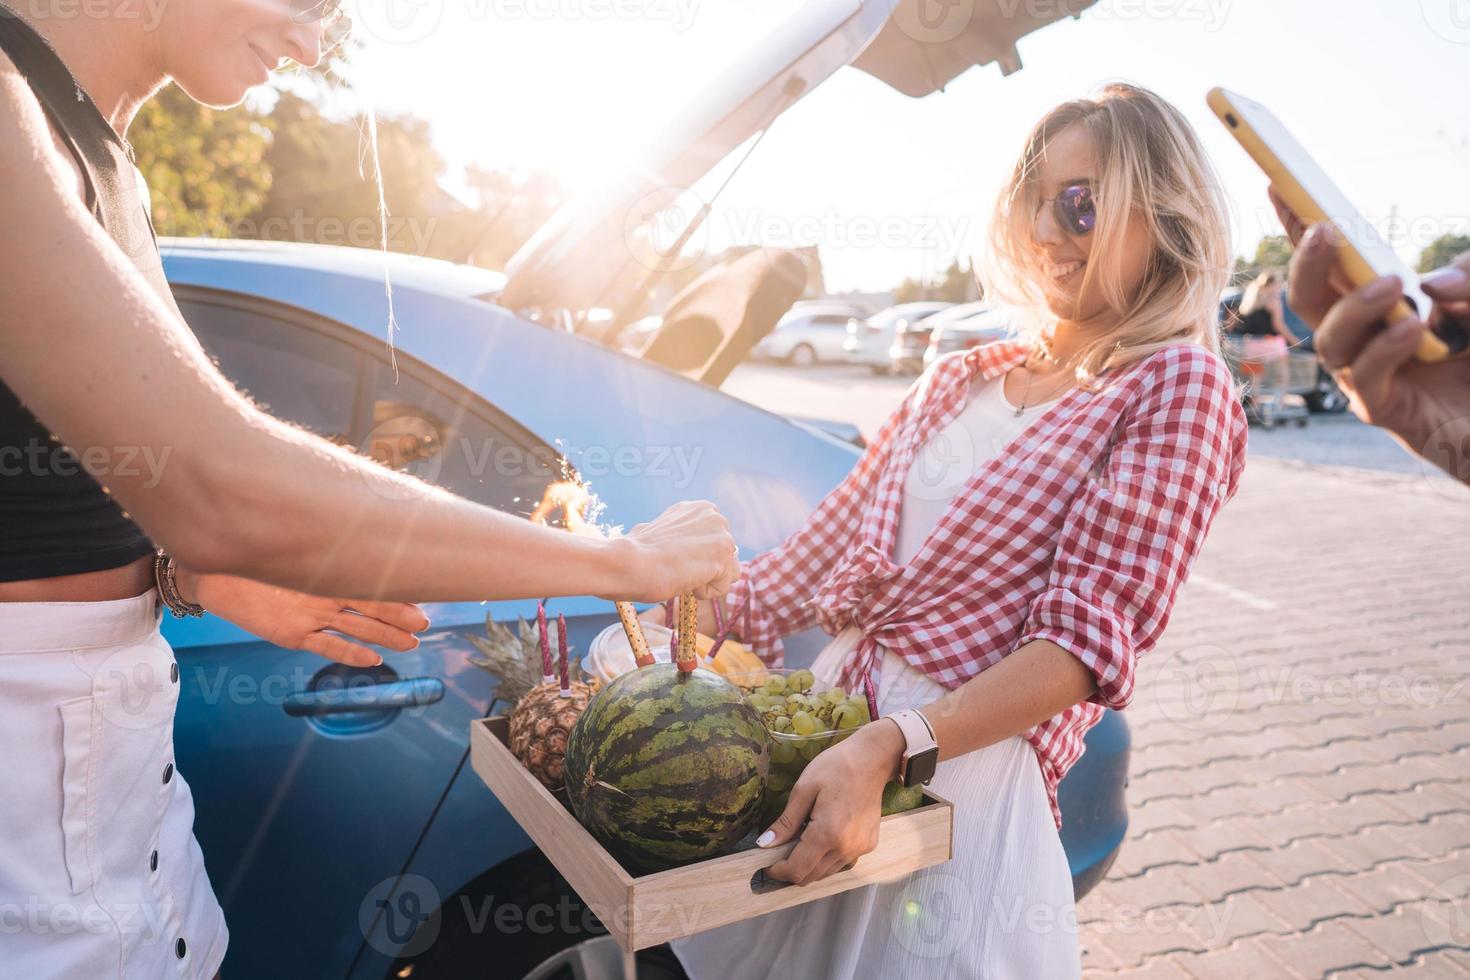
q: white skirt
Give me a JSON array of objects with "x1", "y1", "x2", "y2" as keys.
[
  {"x1": 671, "y1": 631, "x2": 1079, "y2": 980},
  {"x1": 0, "y1": 590, "x2": 228, "y2": 979}
]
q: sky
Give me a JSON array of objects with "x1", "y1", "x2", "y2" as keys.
[{"x1": 334, "y1": 0, "x2": 1470, "y2": 293}]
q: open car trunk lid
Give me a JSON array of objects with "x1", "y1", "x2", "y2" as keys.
[{"x1": 501, "y1": 0, "x2": 1093, "y2": 321}]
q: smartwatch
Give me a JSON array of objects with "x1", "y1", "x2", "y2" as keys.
[{"x1": 887, "y1": 709, "x2": 939, "y2": 787}]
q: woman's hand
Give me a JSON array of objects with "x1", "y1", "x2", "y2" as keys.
[
  {"x1": 759, "y1": 718, "x2": 906, "y2": 885},
  {"x1": 174, "y1": 568, "x2": 431, "y2": 668},
  {"x1": 1268, "y1": 191, "x2": 1470, "y2": 482},
  {"x1": 604, "y1": 500, "x2": 740, "y2": 603}
]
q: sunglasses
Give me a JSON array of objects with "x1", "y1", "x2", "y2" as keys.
[
  {"x1": 290, "y1": 0, "x2": 341, "y2": 20},
  {"x1": 288, "y1": 0, "x2": 352, "y2": 51},
  {"x1": 1038, "y1": 183, "x2": 1097, "y2": 237}
]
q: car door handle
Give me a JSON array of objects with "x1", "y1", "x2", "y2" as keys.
[{"x1": 283, "y1": 677, "x2": 445, "y2": 717}]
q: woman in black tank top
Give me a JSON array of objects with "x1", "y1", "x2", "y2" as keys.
[
  {"x1": 0, "y1": 5, "x2": 738, "y2": 978},
  {"x1": 0, "y1": 7, "x2": 736, "y2": 601}
]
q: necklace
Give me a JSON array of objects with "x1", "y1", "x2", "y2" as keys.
[{"x1": 1011, "y1": 356, "x2": 1078, "y2": 417}]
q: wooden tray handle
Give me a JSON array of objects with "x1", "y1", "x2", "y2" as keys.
[{"x1": 749, "y1": 860, "x2": 856, "y2": 894}]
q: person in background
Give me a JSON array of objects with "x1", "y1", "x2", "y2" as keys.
[
  {"x1": 1270, "y1": 190, "x2": 1470, "y2": 484},
  {"x1": 1234, "y1": 268, "x2": 1304, "y2": 348}
]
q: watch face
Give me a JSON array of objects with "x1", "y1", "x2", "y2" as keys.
[{"x1": 903, "y1": 747, "x2": 939, "y2": 788}]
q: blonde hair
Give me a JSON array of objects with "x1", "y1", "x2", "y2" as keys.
[
  {"x1": 981, "y1": 83, "x2": 1232, "y2": 381},
  {"x1": 1239, "y1": 268, "x2": 1283, "y2": 317}
]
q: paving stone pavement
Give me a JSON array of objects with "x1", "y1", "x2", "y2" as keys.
[{"x1": 1078, "y1": 458, "x2": 1470, "y2": 979}]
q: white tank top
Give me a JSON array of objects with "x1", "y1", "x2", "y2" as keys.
[{"x1": 893, "y1": 372, "x2": 1036, "y2": 565}]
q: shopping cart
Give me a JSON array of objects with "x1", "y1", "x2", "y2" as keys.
[{"x1": 1224, "y1": 336, "x2": 1315, "y2": 428}]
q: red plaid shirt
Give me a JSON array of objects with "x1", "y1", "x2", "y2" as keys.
[{"x1": 726, "y1": 340, "x2": 1248, "y2": 826}]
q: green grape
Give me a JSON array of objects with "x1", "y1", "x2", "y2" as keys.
[
  {"x1": 747, "y1": 693, "x2": 771, "y2": 711},
  {"x1": 832, "y1": 705, "x2": 863, "y2": 730},
  {"x1": 770, "y1": 715, "x2": 794, "y2": 734},
  {"x1": 821, "y1": 688, "x2": 846, "y2": 706},
  {"x1": 797, "y1": 737, "x2": 826, "y2": 761},
  {"x1": 790, "y1": 711, "x2": 818, "y2": 736},
  {"x1": 788, "y1": 669, "x2": 816, "y2": 692},
  {"x1": 769, "y1": 738, "x2": 797, "y2": 766},
  {"x1": 766, "y1": 771, "x2": 794, "y2": 794},
  {"x1": 881, "y1": 781, "x2": 926, "y2": 815}
]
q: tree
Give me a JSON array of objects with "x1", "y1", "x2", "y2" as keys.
[
  {"x1": 133, "y1": 65, "x2": 570, "y2": 272},
  {"x1": 130, "y1": 84, "x2": 272, "y2": 239},
  {"x1": 894, "y1": 258, "x2": 979, "y2": 304},
  {"x1": 1251, "y1": 234, "x2": 1293, "y2": 270},
  {"x1": 1232, "y1": 233, "x2": 1294, "y2": 284},
  {"x1": 435, "y1": 165, "x2": 569, "y2": 269},
  {"x1": 1418, "y1": 234, "x2": 1470, "y2": 273},
  {"x1": 250, "y1": 90, "x2": 447, "y2": 254}
]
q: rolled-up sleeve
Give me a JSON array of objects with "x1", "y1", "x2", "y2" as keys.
[{"x1": 1019, "y1": 347, "x2": 1246, "y2": 710}]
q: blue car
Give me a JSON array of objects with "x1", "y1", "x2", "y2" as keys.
[{"x1": 159, "y1": 4, "x2": 1126, "y2": 977}]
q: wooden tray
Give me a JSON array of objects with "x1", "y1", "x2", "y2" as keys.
[{"x1": 470, "y1": 716, "x2": 953, "y2": 958}]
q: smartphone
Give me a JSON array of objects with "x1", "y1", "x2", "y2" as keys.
[{"x1": 1208, "y1": 87, "x2": 1461, "y2": 361}]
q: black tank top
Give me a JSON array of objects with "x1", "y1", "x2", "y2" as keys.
[
  {"x1": 1235, "y1": 307, "x2": 1276, "y2": 338},
  {"x1": 0, "y1": 10, "x2": 171, "y2": 580}
]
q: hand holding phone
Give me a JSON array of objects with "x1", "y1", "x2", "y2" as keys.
[{"x1": 1208, "y1": 87, "x2": 1467, "y2": 361}]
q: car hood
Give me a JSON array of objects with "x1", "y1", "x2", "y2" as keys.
[{"x1": 500, "y1": 0, "x2": 1093, "y2": 317}]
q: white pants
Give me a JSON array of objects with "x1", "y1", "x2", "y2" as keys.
[
  {"x1": 672, "y1": 637, "x2": 1080, "y2": 980},
  {"x1": 0, "y1": 591, "x2": 228, "y2": 978}
]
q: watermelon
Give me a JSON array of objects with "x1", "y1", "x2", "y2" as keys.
[{"x1": 564, "y1": 663, "x2": 770, "y2": 874}]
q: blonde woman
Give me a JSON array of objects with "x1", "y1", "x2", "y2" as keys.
[{"x1": 669, "y1": 84, "x2": 1249, "y2": 978}]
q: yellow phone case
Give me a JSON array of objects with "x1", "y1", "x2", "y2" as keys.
[{"x1": 1206, "y1": 88, "x2": 1447, "y2": 363}]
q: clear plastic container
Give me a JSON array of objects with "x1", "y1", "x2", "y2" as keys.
[
  {"x1": 727, "y1": 668, "x2": 925, "y2": 823},
  {"x1": 584, "y1": 622, "x2": 674, "y2": 686}
]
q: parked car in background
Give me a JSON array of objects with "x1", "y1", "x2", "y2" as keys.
[
  {"x1": 922, "y1": 302, "x2": 1013, "y2": 368},
  {"x1": 750, "y1": 300, "x2": 871, "y2": 366},
  {"x1": 1218, "y1": 286, "x2": 1244, "y2": 334},
  {"x1": 889, "y1": 300, "x2": 968, "y2": 373},
  {"x1": 842, "y1": 301, "x2": 952, "y2": 373}
]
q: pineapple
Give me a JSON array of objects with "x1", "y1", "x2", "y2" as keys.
[
  {"x1": 506, "y1": 681, "x2": 594, "y2": 792},
  {"x1": 468, "y1": 613, "x2": 594, "y2": 792}
]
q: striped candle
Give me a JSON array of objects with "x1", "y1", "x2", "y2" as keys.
[
  {"x1": 863, "y1": 672, "x2": 879, "y2": 721},
  {"x1": 557, "y1": 613, "x2": 571, "y2": 696},
  {"x1": 537, "y1": 600, "x2": 554, "y2": 684}
]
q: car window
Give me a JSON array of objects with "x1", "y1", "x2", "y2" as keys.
[
  {"x1": 178, "y1": 297, "x2": 361, "y2": 445},
  {"x1": 178, "y1": 291, "x2": 569, "y2": 522},
  {"x1": 364, "y1": 361, "x2": 563, "y2": 520},
  {"x1": 810, "y1": 315, "x2": 849, "y2": 328}
]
